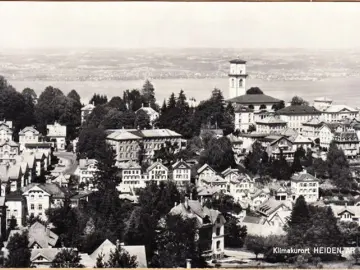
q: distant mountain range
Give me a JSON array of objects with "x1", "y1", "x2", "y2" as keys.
[{"x1": 1, "y1": 48, "x2": 360, "y2": 81}]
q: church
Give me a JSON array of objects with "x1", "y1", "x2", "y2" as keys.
[{"x1": 226, "y1": 58, "x2": 284, "y2": 132}]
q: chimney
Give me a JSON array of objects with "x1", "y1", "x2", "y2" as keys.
[
  {"x1": 186, "y1": 259, "x2": 192, "y2": 269},
  {"x1": 190, "y1": 192, "x2": 193, "y2": 200},
  {"x1": 174, "y1": 201, "x2": 177, "y2": 207}
]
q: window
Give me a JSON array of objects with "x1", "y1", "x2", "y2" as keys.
[
  {"x1": 216, "y1": 241, "x2": 221, "y2": 250},
  {"x1": 239, "y1": 79, "x2": 243, "y2": 87},
  {"x1": 231, "y1": 78, "x2": 235, "y2": 88},
  {"x1": 216, "y1": 227, "x2": 221, "y2": 236},
  {"x1": 30, "y1": 204, "x2": 34, "y2": 210},
  {"x1": 38, "y1": 204, "x2": 42, "y2": 210}
]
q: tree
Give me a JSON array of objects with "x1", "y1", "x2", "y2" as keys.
[
  {"x1": 291, "y1": 96, "x2": 309, "y2": 106},
  {"x1": 123, "y1": 89, "x2": 142, "y2": 111},
  {"x1": 272, "y1": 100, "x2": 285, "y2": 111},
  {"x1": 244, "y1": 142, "x2": 263, "y2": 175},
  {"x1": 354, "y1": 248, "x2": 360, "y2": 264},
  {"x1": 153, "y1": 214, "x2": 206, "y2": 268},
  {"x1": 246, "y1": 87, "x2": 264, "y2": 95},
  {"x1": 291, "y1": 148, "x2": 304, "y2": 173},
  {"x1": 96, "y1": 246, "x2": 137, "y2": 268},
  {"x1": 51, "y1": 249, "x2": 84, "y2": 268},
  {"x1": 135, "y1": 110, "x2": 151, "y2": 129},
  {"x1": 286, "y1": 196, "x2": 311, "y2": 247},
  {"x1": 245, "y1": 235, "x2": 265, "y2": 259},
  {"x1": 199, "y1": 137, "x2": 236, "y2": 172},
  {"x1": 5, "y1": 231, "x2": 31, "y2": 267},
  {"x1": 124, "y1": 182, "x2": 181, "y2": 262},
  {"x1": 225, "y1": 215, "x2": 247, "y2": 248},
  {"x1": 77, "y1": 127, "x2": 108, "y2": 160},
  {"x1": 327, "y1": 142, "x2": 352, "y2": 189},
  {"x1": 89, "y1": 94, "x2": 108, "y2": 106},
  {"x1": 6, "y1": 216, "x2": 18, "y2": 238},
  {"x1": 142, "y1": 80, "x2": 157, "y2": 110},
  {"x1": 107, "y1": 96, "x2": 127, "y2": 111}
]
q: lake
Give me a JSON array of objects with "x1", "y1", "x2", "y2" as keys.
[{"x1": 9, "y1": 77, "x2": 360, "y2": 107}]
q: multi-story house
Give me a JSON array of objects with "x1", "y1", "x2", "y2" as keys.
[
  {"x1": 0, "y1": 121, "x2": 13, "y2": 143},
  {"x1": 170, "y1": 198, "x2": 226, "y2": 259},
  {"x1": 221, "y1": 167, "x2": 240, "y2": 183},
  {"x1": 118, "y1": 162, "x2": 145, "y2": 191},
  {"x1": 266, "y1": 136, "x2": 295, "y2": 160},
  {"x1": 233, "y1": 105, "x2": 254, "y2": 132},
  {"x1": 171, "y1": 159, "x2": 191, "y2": 187},
  {"x1": 81, "y1": 103, "x2": 95, "y2": 124},
  {"x1": 201, "y1": 175, "x2": 228, "y2": 193},
  {"x1": 17, "y1": 153, "x2": 36, "y2": 186},
  {"x1": 23, "y1": 145, "x2": 52, "y2": 170},
  {"x1": 135, "y1": 105, "x2": 159, "y2": 126},
  {"x1": 314, "y1": 97, "x2": 359, "y2": 122},
  {"x1": 318, "y1": 123, "x2": 334, "y2": 150},
  {"x1": 106, "y1": 129, "x2": 183, "y2": 166},
  {"x1": 290, "y1": 171, "x2": 319, "y2": 203},
  {"x1": 288, "y1": 134, "x2": 313, "y2": 151},
  {"x1": 144, "y1": 161, "x2": 168, "y2": 184},
  {"x1": 0, "y1": 140, "x2": 19, "y2": 163},
  {"x1": 330, "y1": 204, "x2": 360, "y2": 225},
  {"x1": 46, "y1": 122, "x2": 67, "y2": 151},
  {"x1": 229, "y1": 177, "x2": 255, "y2": 202},
  {"x1": 332, "y1": 129, "x2": 359, "y2": 158},
  {"x1": 255, "y1": 116, "x2": 288, "y2": 135},
  {"x1": 276, "y1": 104, "x2": 322, "y2": 132},
  {"x1": 19, "y1": 126, "x2": 41, "y2": 151},
  {"x1": 22, "y1": 183, "x2": 67, "y2": 220},
  {"x1": 197, "y1": 164, "x2": 216, "y2": 186},
  {"x1": 75, "y1": 158, "x2": 98, "y2": 185},
  {"x1": 301, "y1": 117, "x2": 324, "y2": 139},
  {"x1": 226, "y1": 133, "x2": 244, "y2": 164},
  {"x1": 0, "y1": 163, "x2": 23, "y2": 196},
  {"x1": 5, "y1": 190, "x2": 26, "y2": 228}
]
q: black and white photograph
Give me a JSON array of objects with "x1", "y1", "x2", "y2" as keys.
[{"x1": 1, "y1": 2, "x2": 360, "y2": 268}]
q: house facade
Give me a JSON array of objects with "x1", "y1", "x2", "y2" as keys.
[
  {"x1": 255, "y1": 116, "x2": 288, "y2": 135},
  {"x1": 290, "y1": 171, "x2": 319, "y2": 203},
  {"x1": 81, "y1": 103, "x2": 95, "y2": 124},
  {"x1": 46, "y1": 122, "x2": 67, "y2": 151},
  {"x1": 19, "y1": 126, "x2": 41, "y2": 151},
  {"x1": 0, "y1": 121, "x2": 13, "y2": 143},
  {"x1": 170, "y1": 198, "x2": 226, "y2": 259},
  {"x1": 276, "y1": 105, "x2": 322, "y2": 132},
  {"x1": 171, "y1": 160, "x2": 191, "y2": 187}
]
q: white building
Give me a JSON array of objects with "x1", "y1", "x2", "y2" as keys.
[
  {"x1": 19, "y1": 126, "x2": 41, "y2": 151},
  {"x1": 256, "y1": 115, "x2": 288, "y2": 135},
  {"x1": 135, "y1": 105, "x2": 159, "y2": 126},
  {"x1": 233, "y1": 106, "x2": 254, "y2": 132},
  {"x1": 290, "y1": 171, "x2": 319, "y2": 203},
  {"x1": 318, "y1": 124, "x2": 334, "y2": 150},
  {"x1": 171, "y1": 160, "x2": 191, "y2": 187},
  {"x1": 330, "y1": 205, "x2": 360, "y2": 225},
  {"x1": 118, "y1": 162, "x2": 146, "y2": 191},
  {"x1": 81, "y1": 103, "x2": 95, "y2": 124},
  {"x1": 75, "y1": 159, "x2": 98, "y2": 185},
  {"x1": 276, "y1": 105, "x2": 322, "y2": 132},
  {"x1": 144, "y1": 161, "x2": 168, "y2": 184},
  {"x1": 0, "y1": 121, "x2": 13, "y2": 143},
  {"x1": 22, "y1": 183, "x2": 67, "y2": 220},
  {"x1": 197, "y1": 164, "x2": 216, "y2": 186},
  {"x1": 46, "y1": 122, "x2": 67, "y2": 151},
  {"x1": 301, "y1": 117, "x2": 324, "y2": 139},
  {"x1": 313, "y1": 97, "x2": 359, "y2": 122}
]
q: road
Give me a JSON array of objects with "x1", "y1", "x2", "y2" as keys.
[{"x1": 53, "y1": 152, "x2": 78, "y2": 175}]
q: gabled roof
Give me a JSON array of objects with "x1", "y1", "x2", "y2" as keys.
[
  {"x1": 19, "y1": 126, "x2": 40, "y2": 135},
  {"x1": 280, "y1": 128, "x2": 298, "y2": 138},
  {"x1": 135, "y1": 106, "x2": 159, "y2": 115},
  {"x1": 23, "y1": 183, "x2": 67, "y2": 199},
  {"x1": 197, "y1": 186, "x2": 221, "y2": 196},
  {"x1": 53, "y1": 173, "x2": 69, "y2": 185},
  {"x1": 302, "y1": 117, "x2": 324, "y2": 126},
  {"x1": 269, "y1": 136, "x2": 293, "y2": 146},
  {"x1": 79, "y1": 159, "x2": 98, "y2": 169},
  {"x1": 330, "y1": 205, "x2": 360, "y2": 218},
  {"x1": 81, "y1": 103, "x2": 95, "y2": 111},
  {"x1": 256, "y1": 116, "x2": 287, "y2": 125},
  {"x1": 170, "y1": 199, "x2": 223, "y2": 226},
  {"x1": 221, "y1": 167, "x2": 239, "y2": 177},
  {"x1": 31, "y1": 248, "x2": 71, "y2": 263},
  {"x1": 147, "y1": 161, "x2": 168, "y2": 172},
  {"x1": 5, "y1": 190, "x2": 24, "y2": 201},
  {"x1": 257, "y1": 198, "x2": 291, "y2": 217},
  {"x1": 0, "y1": 140, "x2": 19, "y2": 148},
  {"x1": 242, "y1": 215, "x2": 263, "y2": 224},
  {"x1": 90, "y1": 240, "x2": 147, "y2": 268},
  {"x1": 0, "y1": 124, "x2": 12, "y2": 134},
  {"x1": 323, "y1": 105, "x2": 358, "y2": 113},
  {"x1": 276, "y1": 105, "x2": 321, "y2": 115},
  {"x1": 202, "y1": 175, "x2": 227, "y2": 184},
  {"x1": 289, "y1": 134, "x2": 313, "y2": 144},
  {"x1": 291, "y1": 171, "x2": 319, "y2": 183},
  {"x1": 197, "y1": 163, "x2": 215, "y2": 174},
  {"x1": 227, "y1": 94, "x2": 281, "y2": 104},
  {"x1": 172, "y1": 160, "x2": 191, "y2": 170},
  {"x1": 333, "y1": 130, "x2": 359, "y2": 142},
  {"x1": 19, "y1": 153, "x2": 36, "y2": 169}
]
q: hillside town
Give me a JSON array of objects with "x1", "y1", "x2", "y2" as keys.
[{"x1": 1, "y1": 58, "x2": 360, "y2": 268}]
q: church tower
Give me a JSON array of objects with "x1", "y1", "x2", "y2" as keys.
[{"x1": 228, "y1": 58, "x2": 248, "y2": 99}]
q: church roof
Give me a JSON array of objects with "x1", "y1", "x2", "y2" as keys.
[{"x1": 227, "y1": 94, "x2": 281, "y2": 105}]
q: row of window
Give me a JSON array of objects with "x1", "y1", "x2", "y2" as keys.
[{"x1": 30, "y1": 203, "x2": 43, "y2": 210}]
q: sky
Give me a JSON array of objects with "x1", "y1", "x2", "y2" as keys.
[{"x1": 0, "y1": 2, "x2": 359, "y2": 49}]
